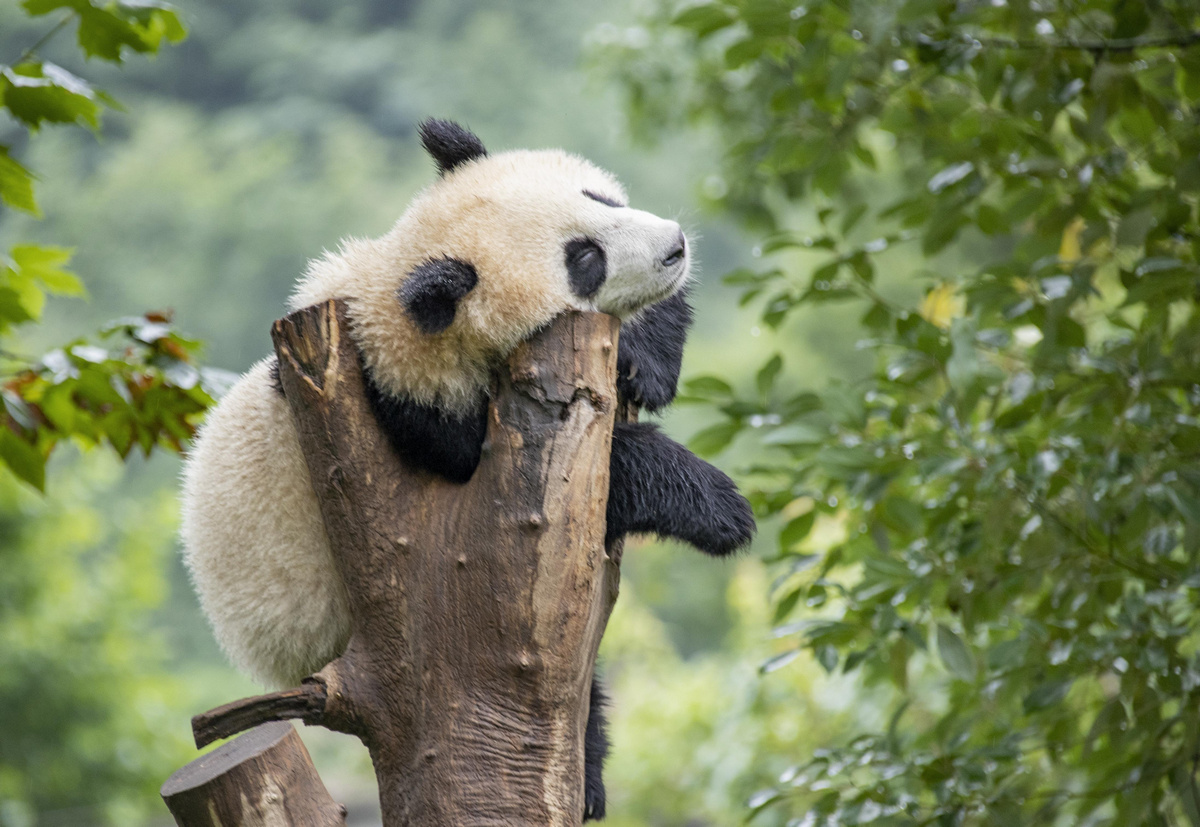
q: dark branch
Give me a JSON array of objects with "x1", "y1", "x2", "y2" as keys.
[
  {"x1": 192, "y1": 682, "x2": 328, "y2": 749},
  {"x1": 976, "y1": 30, "x2": 1200, "y2": 53}
]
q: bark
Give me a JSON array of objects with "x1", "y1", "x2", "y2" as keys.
[
  {"x1": 183, "y1": 300, "x2": 623, "y2": 827},
  {"x1": 161, "y1": 722, "x2": 346, "y2": 827}
]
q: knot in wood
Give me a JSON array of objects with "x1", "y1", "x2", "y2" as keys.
[{"x1": 511, "y1": 651, "x2": 542, "y2": 675}]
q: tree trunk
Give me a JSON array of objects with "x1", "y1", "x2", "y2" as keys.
[{"x1": 181, "y1": 300, "x2": 623, "y2": 827}]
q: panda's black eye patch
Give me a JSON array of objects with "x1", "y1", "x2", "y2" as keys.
[
  {"x1": 583, "y1": 189, "x2": 625, "y2": 208},
  {"x1": 565, "y1": 238, "x2": 607, "y2": 299}
]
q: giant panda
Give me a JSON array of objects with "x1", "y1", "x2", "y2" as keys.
[{"x1": 181, "y1": 119, "x2": 755, "y2": 821}]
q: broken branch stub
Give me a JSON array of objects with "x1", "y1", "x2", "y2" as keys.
[
  {"x1": 235, "y1": 299, "x2": 620, "y2": 826},
  {"x1": 162, "y1": 722, "x2": 346, "y2": 827}
]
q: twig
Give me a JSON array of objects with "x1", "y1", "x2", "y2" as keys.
[
  {"x1": 976, "y1": 30, "x2": 1200, "y2": 54},
  {"x1": 14, "y1": 11, "x2": 75, "y2": 66},
  {"x1": 191, "y1": 682, "x2": 328, "y2": 749}
]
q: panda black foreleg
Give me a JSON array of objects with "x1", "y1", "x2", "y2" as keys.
[
  {"x1": 583, "y1": 671, "x2": 610, "y2": 821},
  {"x1": 616, "y1": 288, "x2": 693, "y2": 413},
  {"x1": 606, "y1": 421, "x2": 755, "y2": 556}
]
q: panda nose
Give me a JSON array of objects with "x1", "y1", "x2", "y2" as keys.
[{"x1": 661, "y1": 230, "x2": 686, "y2": 268}]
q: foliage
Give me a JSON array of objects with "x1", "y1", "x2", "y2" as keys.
[
  {"x1": 1, "y1": 3, "x2": 788, "y2": 825},
  {"x1": 0, "y1": 0, "x2": 211, "y2": 491},
  {"x1": 1, "y1": 6, "x2": 205, "y2": 827},
  {"x1": 0, "y1": 463, "x2": 190, "y2": 827},
  {"x1": 609, "y1": 0, "x2": 1200, "y2": 823}
]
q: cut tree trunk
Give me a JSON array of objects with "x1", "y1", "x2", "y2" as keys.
[
  {"x1": 176, "y1": 300, "x2": 624, "y2": 827},
  {"x1": 161, "y1": 721, "x2": 346, "y2": 827}
]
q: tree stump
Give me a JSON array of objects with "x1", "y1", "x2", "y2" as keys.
[
  {"x1": 176, "y1": 300, "x2": 623, "y2": 827},
  {"x1": 161, "y1": 722, "x2": 346, "y2": 826}
]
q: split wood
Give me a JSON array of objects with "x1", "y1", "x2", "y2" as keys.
[{"x1": 178, "y1": 300, "x2": 626, "y2": 826}]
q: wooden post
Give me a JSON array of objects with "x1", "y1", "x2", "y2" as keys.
[
  {"x1": 161, "y1": 722, "x2": 346, "y2": 826},
  {"x1": 177, "y1": 300, "x2": 623, "y2": 826}
]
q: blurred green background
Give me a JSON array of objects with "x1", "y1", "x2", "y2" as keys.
[
  {"x1": 8, "y1": 0, "x2": 1200, "y2": 824},
  {"x1": 0, "y1": 2, "x2": 863, "y2": 824}
]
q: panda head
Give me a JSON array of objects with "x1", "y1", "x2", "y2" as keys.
[{"x1": 290, "y1": 119, "x2": 690, "y2": 411}]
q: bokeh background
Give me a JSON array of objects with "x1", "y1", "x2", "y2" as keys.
[
  {"x1": 0, "y1": 2, "x2": 864, "y2": 824},
  {"x1": 9, "y1": 0, "x2": 1196, "y2": 824}
]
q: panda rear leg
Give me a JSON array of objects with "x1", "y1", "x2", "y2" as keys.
[
  {"x1": 606, "y1": 421, "x2": 755, "y2": 556},
  {"x1": 584, "y1": 671, "x2": 610, "y2": 821}
]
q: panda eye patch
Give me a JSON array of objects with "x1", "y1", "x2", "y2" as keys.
[
  {"x1": 583, "y1": 189, "x2": 625, "y2": 209},
  {"x1": 565, "y1": 238, "x2": 607, "y2": 299}
]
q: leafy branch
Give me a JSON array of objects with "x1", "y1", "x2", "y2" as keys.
[
  {"x1": 976, "y1": 29, "x2": 1200, "y2": 53},
  {"x1": 0, "y1": 0, "x2": 199, "y2": 490}
]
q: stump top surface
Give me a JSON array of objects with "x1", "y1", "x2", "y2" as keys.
[{"x1": 161, "y1": 721, "x2": 296, "y2": 795}]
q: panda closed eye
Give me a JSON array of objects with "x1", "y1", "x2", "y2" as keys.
[
  {"x1": 583, "y1": 189, "x2": 625, "y2": 209},
  {"x1": 565, "y1": 238, "x2": 607, "y2": 299}
]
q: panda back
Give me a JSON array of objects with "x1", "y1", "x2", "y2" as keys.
[{"x1": 180, "y1": 358, "x2": 351, "y2": 687}]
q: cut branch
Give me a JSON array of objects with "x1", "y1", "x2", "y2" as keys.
[
  {"x1": 163, "y1": 722, "x2": 346, "y2": 827},
  {"x1": 192, "y1": 682, "x2": 328, "y2": 749}
]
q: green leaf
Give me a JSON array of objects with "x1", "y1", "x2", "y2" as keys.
[
  {"x1": 936, "y1": 624, "x2": 975, "y2": 681},
  {"x1": 0, "y1": 430, "x2": 45, "y2": 491},
  {"x1": 780, "y1": 511, "x2": 816, "y2": 552},
  {"x1": 760, "y1": 649, "x2": 800, "y2": 674},
  {"x1": 1023, "y1": 680, "x2": 1072, "y2": 713},
  {"x1": 927, "y1": 161, "x2": 974, "y2": 194},
  {"x1": 946, "y1": 317, "x2": 979, "y2": 394},
  {"x1": 671, "y1": 3, "x2": 736, "y2": 38},
  {"x1": 689, "y1": 420, "x2": 740, "y2": 457},
  {"x1": 0, "y1": 146, "x2": 39, "y2": 215},
  {"x1": 21, "y1": 0, "x2": 82, "y2": 14},
  {"x1": 684, "y1": 375, "x2": 734, "y2": 399},
  {"x1": 1, "y1": 63, "x2": 102, "y2": 131},
  {"x1": 11, "y1": 245, "x2": 83, "y2": 296},
  {"x1": 756, "y1": 353, "x2": 782, "y2": 396},
  {"x1": 815, "y1": 644, "x2": 838, "y2": 673}
]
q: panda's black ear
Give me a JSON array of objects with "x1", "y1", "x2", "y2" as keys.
[
  {"x1": 419, "y1": 118, "x2": 487, "y2": 176},
  {"x1": 399, "y1": 257, "x2": 479, "y2": 334}
]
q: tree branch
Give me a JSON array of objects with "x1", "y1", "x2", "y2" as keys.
[
  {"x1": 14, "y1": 12, "x2": 74, "y2": 66},
  {"x1": 976, "y1": 30, "x2": 1200, "y2": 53},
  {"x1": 192, "y1": 682, "x2": 328, "y2": 749}
]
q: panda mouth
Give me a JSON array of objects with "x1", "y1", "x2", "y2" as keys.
[{"x1": 639, "y1": 267, "x2": 688, "y2": 308}]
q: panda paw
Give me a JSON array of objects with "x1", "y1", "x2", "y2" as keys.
[
  {"x1": 697, "y1": 470, "x2": 757, "y2": 557},
  {"x1": 616, "y1": 289, "x2": 693, "y2": 413},
  {"x1": 583, "y1": 779, "x2": 606, "y2": 822},
  {"x1": 617, "y1": 362, "x2": 678, "y2": 412}
]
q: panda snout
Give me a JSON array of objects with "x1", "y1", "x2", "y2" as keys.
[{"x1": 660, "y1": 229, "x2": 687, "y2": 269}]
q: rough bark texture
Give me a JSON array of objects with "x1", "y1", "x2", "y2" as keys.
[
  {"x1": 162, "y1": 722, "x2": 346, "y2": 827},
  {"x1": 184, "y1": 300, "x2": 624, "y2": 826}
]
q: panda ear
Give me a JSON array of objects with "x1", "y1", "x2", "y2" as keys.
[
  {"x1": 419, "y1": 118, "x2": 487, "y2": 176},
  {"x1": 399, "y1": 257, "x2": 479, "y2": 334}
]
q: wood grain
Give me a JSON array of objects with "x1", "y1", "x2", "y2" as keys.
[
  {"x1": 180, "y1": 301, "x2": 624, "y2": 826},
  {"x1": 162, "y1": 722, "x2": 345, "y2": 826}
]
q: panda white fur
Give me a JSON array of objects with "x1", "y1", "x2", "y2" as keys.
[{"x1": 180, "y1": 120, "x2": 754, "y2": 821}]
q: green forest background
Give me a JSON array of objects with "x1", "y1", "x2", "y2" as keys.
[
  {"x1": 0, "y1": 2, "x2": 858, "y2": 825},
  {"x1": 4, "y1": 0, "x2": 1200, "y2": 825}
]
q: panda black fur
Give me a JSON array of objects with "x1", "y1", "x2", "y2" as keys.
[{"x1": 183, "y1": 119, "x2": 754, "y2": 822}]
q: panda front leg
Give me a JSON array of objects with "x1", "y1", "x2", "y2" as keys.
[
  {"x1": 583, "y1": 671, "x2": 610, "y2": 821},
  {"x1": 606, "y1": 421, "x2": 755, "y2": 556}
]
